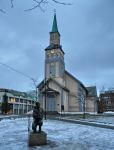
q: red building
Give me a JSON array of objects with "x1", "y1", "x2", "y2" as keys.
[{"x1": 99, "y1": 90, "x2": 114, "y2": 113}]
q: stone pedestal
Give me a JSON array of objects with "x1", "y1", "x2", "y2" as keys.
[{"x1": 28, "y1": 131, "x2": 47, "y2": 146}]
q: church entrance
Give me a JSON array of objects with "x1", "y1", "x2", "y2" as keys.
[
  {"x1": 47, "y1": 97, "x2": 56, "y2": 111},
  {"x1": 47, "y1": 93, "x2": 56, "y2": 111}
]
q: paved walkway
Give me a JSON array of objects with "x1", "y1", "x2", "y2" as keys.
[{"x1": 49, "y1": 115, "x2": 114, "y2": 130}]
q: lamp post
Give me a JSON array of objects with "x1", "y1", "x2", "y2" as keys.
[
  {"x1": 83, "y1": 97, "x2": 85, "y2": 119},
  {"x1": 30, "y1": 78, "x2": 38, "y2": 102},
  {"x1": 44, "y1": 58, "x2": 47, "y2": 120},
  {"x1": 44, "y1": 79, "x2": 47, "y2": 120}
]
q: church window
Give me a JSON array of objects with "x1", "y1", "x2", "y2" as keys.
[
  {"x1": 61, "y1": 64, "x2": 65, "y2": 75},
  {"x1": 50, "y1": 62, "x2": 55, "y2": 77},
  {"x1": 59, "y1": 63, "x2": 64, "y2": 77}
]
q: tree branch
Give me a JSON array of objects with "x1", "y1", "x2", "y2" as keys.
[
  {"x1": 52, "y1": 0, "x2": 72, "y2": 5},
  {"x1": 24, "y1": 0, "x2": 47, "y2": 12},
  {"x1": 0, "y1": 0, "x2": 72, "y2": 13},
  {"x1": 0, "y1": 9, "x2": 6, "y2": 14},
  {"x1": 11, "y1": 0, "x2": 14, "y2": 8}
]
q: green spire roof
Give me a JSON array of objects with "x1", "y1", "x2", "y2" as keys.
[{"x1": 52, "y1": 13, "x2": 58, "y2": 32}]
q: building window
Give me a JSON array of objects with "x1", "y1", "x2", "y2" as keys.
[
  {"x1": 20, "y1": 99, "x2": 23, "y2": 103},
  {"x1": 59, "y1": 63, "x2": 64, "y2": 77},
  {"x1": 50, "y1": 62, "x2": 55, "y2": 77}
]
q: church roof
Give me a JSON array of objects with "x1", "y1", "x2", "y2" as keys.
[
  {"x1": 65, "y1": 70, "x2": 88, "y2": 92},
  {"x1": 38, "y1": 71, "x2": 87, "y2": 93},
  {"x1": 37, "y1": 78, "x2": 69, "y2": 92},
  {"x1": 45, "y1": 44, "x2": 61, "y2": 50},
  {"x1": 52, "y1": 12, "x2": 58, "y2": 32},
  {"x1": 45, "y1": 44, "x2": 65, "y2": 54},
  {"x1": 86, "y1": 86, "x2": 97, "y2": 97}
]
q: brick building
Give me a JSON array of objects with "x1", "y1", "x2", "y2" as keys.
[{"x1": 99, "y1": 90, "x2": 114, "y2": 113}]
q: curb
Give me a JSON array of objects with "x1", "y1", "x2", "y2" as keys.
[{"x1": 50, "y1": 117, "x2": 114, "y2": 130}]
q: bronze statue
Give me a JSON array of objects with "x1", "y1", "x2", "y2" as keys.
[{"x1": 32, "y1": 102, "x2": 44, "y2": 133}]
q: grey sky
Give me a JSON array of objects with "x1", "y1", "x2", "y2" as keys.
[{"x1": 0, "y1": 0, "x2": 114, "y2": 93}]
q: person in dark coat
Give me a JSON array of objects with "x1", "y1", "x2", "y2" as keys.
[{"x1": 32, "y1": 102, "x2": 44, "y2": 133}]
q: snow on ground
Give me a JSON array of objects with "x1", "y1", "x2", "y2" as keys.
[
  {"x1": 65, "y1": 116, "x2": 114, "y2": 125},
  {"x1": 0, "y1": 118, "x2": 114, "y2": 150},
  {"x1": 82, "y1": 116, "x2": 114, "y2": 125}
]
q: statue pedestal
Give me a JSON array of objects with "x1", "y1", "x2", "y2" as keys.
[{"x1": 28, "y1": 131, "x2": 47, "y2": 146}]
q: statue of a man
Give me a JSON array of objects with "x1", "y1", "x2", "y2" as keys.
[{"x1": 32, "y1": 102, "x2": 44, "y2": 133}]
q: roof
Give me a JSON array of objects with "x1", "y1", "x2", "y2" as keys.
[
  {"x1": 86, "y1": 86, "x2": 97, "y2": 97},
  {"x1": 38, "y1": 71, "x2": 87, "y2": 93},
  {"x1": 37, "y1": 79, "x2": 45, "y2": 90},
  {"x1": 45, "y1": 44, "x2": 65, "y2": 54},
  {"x1": 0, "y1": 88, "x2": 35, "y2": 100},
  {"x1": 65, "y1": 70, "x2": 87, "y2": 92},
  {"x1": 52, "y1": 12, "x2": 58, "y2": 32},
  {"x1": 42, "y1": 87, "x2": 60, "y2": 94},
  {"x1": 100, "y1": 89, "x2": 114, "y2": 95},
  {"x1": 37, "y1": 78, "x2": 69, "y2": 92},
  {"x1": 45, "y1": 44, "x2": 61, "y2": 50}
]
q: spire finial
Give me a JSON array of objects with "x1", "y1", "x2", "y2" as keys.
[{"x1": 54, "y1": 9, "x2": 56, "y2": 14}]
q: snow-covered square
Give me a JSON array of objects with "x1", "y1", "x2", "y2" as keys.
[{"x1": 0, "y1": 118, "x2": 114, "y2": 150}]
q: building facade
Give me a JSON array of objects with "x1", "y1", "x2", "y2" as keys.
[
  {"x1": 99, "y1": 90, "x2": 114, "y2": 113},
  {"x1": 38, "y1": 13, "x2": 97, "y2": 114},
  {"x1": 0, "y1": 88, "x2": 35, "y2": 115},
  {"x1": 86, "y1": 86, "x2": 98, "y2": 113}
]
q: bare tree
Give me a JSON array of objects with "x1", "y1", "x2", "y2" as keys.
[
  {"x1": 70, "y1": 87, "x2": 87, "y2": 119},
  {"x1": 0, "y1": 0, "x2": 72, "y2": 13},
  {"x1": 77, "y1": 90, "x2": 86, "y2": 119}
]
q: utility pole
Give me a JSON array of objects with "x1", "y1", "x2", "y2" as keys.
[
  {"x1": 44, "y1": 79, "x2": 47, "y2": 120},
  {"x1": 30, "y1": 78, "x2": 38, "y2": 102},
  {"x1": 83, "y1": 97, "x2": 85, "y2": 119},
  {"x1": 44, "y1": 60, "x2": 47, "y2": 120}
]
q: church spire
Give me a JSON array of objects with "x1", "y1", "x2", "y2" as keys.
[
  {"x1": 52, "y1": 11, "x2": 58, "y2": 32},
  {"x1": 50, "y1": 11, "x2": 60, "y2": 45}
]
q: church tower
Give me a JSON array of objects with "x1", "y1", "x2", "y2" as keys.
[{"x1": 45, "y1": 12, "x2": 65, "y2": 85}]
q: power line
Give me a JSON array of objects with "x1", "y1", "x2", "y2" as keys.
[
  {"x1": 0, "y1": 61, "x2": 38, "y2": 101},
  {"x1": 0, "y1": 62, "x2": 37, "y2": 85}
]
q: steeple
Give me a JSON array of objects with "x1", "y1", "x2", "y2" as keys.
[
  {"x1": 50, "y1": 12, "x2": 60, "y2": 45},
  {"x1": 45, "y1": 12, "x2": 65, "y2": 81},
  {"x1": 52, "y1": 12, "x2": 58, "y2": 32}
]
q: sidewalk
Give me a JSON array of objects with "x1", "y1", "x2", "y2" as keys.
[{"x1": 49, "y1": 115, "x2": 114, "y2": 130}]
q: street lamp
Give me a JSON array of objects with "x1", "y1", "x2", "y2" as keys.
[
  {"x1": 44, "y1": 58, "x2": 47, "y2": 120},
  {"x1": 30, "y1": 78, "x2": 38, "y2": 102},
  {"x1": 44, "y1": 79, "x2": 47, "y2": 120}
]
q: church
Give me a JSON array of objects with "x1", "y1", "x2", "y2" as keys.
[{"x1": 38, "y1": 13, "x2": 98, "y2": 114}]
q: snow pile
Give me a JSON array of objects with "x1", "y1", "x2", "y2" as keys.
[{"x1": 104, "y1": 111, "x2": 114, "y2": 115}]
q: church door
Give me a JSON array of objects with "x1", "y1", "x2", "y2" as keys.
[{"x1": 47, "y1": 97, "x2": 56, "y2": 111}]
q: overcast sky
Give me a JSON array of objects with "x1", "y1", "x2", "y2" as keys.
[{"x1": 0, "y1": 0, "x2": 114, "y2": 94}]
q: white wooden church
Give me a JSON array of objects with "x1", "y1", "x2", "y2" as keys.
[{"x1": 38, "y1": 13, "x2": 97, "y2": 114}]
